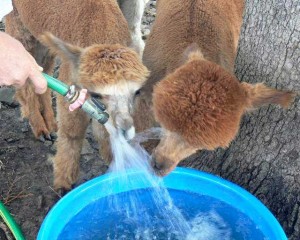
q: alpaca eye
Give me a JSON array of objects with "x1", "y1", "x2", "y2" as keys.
[
  {"x1": 135, "y1": 89, "x2": 141, "y2": 96},
  {"x1": 90, "y1": 92, "x2": 103, "y2": 100}
]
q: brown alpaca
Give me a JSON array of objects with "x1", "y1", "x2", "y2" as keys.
[
  {"x1": 137, "y1": 0, "x2": 295, "y2": 176},
  {"x1": 6, "y1": 1, "x2": 149, "y2": 190},
  {"x1": 134, "y1": 0, "x2": 245, "y2": 133}
]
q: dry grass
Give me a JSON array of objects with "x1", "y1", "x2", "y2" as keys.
[{"x1": 1, "y1": 175, "x2": 33, "y2": 205}]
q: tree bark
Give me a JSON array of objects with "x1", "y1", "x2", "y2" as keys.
[{"x1": 181, "y1": 0, "x2": 300, "y2": 239}]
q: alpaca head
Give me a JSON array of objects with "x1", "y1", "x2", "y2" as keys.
[
  {"x1": 151, "y1": 51, "x2": 295, "y2": 176},
  {"x1": 40, "y1": 32, "x2": 149, "y2": 140}
]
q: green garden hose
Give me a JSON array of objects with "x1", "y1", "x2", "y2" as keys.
[
  {"x1": 0, "y1": 201, "x2": 25, "y2": 240},
  {"x1": 43, "y1": 73, "x2": 69, "y2": 96}
]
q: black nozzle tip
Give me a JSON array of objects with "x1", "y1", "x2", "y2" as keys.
[{"x1": 98, "y1": 112, "x2": 109, "y2": 125}]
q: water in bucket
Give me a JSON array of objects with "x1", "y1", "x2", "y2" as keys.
[{"x1": 59, "y1": 124, "x2": 267, "y2": 240}]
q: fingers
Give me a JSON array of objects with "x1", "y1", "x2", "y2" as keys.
[
  {"x1": 27, "y1": 51, "x2": 47, "y2": 94},
  {"x1": 29, "y1": 66, "x2": 47, "y2": 94},
  {"x1": 0, "y1": 33, "x2": 46, "y2": 91}
]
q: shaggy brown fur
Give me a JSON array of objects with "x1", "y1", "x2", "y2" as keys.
[
  {"x1": 40, "y1": 33, "x2": 148, "y2": 88},
  {"x1": 79, "y1": 46, "x2": 148, "y2": 88},
  {"x1": 143, "y1": 0, "x2": 244, "y2": 88},
  {"x1": 6, "y1": 1, "x2": 149, "y2": 190},
  {"x1": 153, "y1": 54, "x2": 295, "y2": 150},
  {"x1": 137, "y1": 0, "x2": 295, "y2": 176},
  {"x1": 154, "y1": 57, "x2": 247, "y2": 150},
  {"x1": 134, "y1": 0, "x2": 245, "y2": 134},
  {"x1": 6, "y1": 0, "x2": 131, "y2": 137}
]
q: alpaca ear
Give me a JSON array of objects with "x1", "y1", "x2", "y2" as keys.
[
  {"x1": 39, "y1": 32, "x2": 83, "y2": 69},
  {"x1": 241, "y1": 82, "x2": 296, "y2": 110}
]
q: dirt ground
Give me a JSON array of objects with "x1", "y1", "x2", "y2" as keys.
[
  {"x1": 0, "y1": 102, "x2": 109, "y2": 240},
  {"x1": 0, "y1": 2, "x2": 157, "y2": 239}
]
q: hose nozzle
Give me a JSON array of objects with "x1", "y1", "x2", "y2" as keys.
[
  {"x1": 81, "y1": 98, "x2": 109, "y2": 124},
  {"x1": 42, "y1": 73, "x2": 109, "y2": 125}
]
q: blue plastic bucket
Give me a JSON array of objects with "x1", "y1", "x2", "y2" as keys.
[{"x1": 38, "y1": 167, "x2": 286, "y2": 239}]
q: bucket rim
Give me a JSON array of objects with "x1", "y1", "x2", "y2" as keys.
[{"x1": 37, "y1": 167, "x2": 287, "y2": 240}]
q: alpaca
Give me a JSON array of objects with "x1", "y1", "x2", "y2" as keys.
[
  {"x1": 137, "y1": 0, "x2": 295, "y2": 176},
  {"x1": 5, "y1": 0, "x2": 149, "y2": 191},
  {"x1": 134, "y1": 0, "x2": 245, "y2": 134},
  {"x1": 6, "y1": 0, "x2": 148, "y2": 141}
]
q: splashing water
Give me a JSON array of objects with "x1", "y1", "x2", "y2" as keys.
[
  {"x1": 103, "y1": 122, "x2": 233, "y2": 239},
  {"x1": 186, "y1": 211, "x2": 232, "y2": 240},
  {"x1": 105, "y1": 123, "x2": 191, "y2": 239},
  {"x1": 59, "y1": 123, "x2": 266, "y2": 239}
]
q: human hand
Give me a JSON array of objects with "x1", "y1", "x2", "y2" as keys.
[{"x1": 0, "y1": 32, "x2": 47, "y2": 94}]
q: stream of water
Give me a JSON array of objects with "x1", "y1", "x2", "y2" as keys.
[
  {"x1": 103, "y1": 123, "x2": 233, "y2": 240},
  {"x1": 59, "y1": 123, "x2": 266, "y2": 239}
]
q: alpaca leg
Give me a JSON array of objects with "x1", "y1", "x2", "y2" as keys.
[
  {"x1": 5, "y1": 11, "x2": 57, "y2": 140},
  {"x1": 100, "y1": 135, "x2": 113, "y2": 165},
  {"x1": 118, "y1": 0, "x2": 149, "y2": 56},
  {"x1": 133, "y1": 93, "x2": 156, "y2": 133},
  {"x1": 133, "y1": 92, "x2": 159, "y2": 153},
  {"x1": 92, "y1": 120, "x2": 112, "y2": 165},
  {"x1": 34, "y1": 41, "x2": 58, "y2": 138},
  {"x1": 52, "y1": 64, "x2": 90, "y2": 190}
]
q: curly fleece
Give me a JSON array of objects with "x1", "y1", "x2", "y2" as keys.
[
  {"x1": 153, "y1": 57, "x2": 295, "y2": 150},
  {"x1": 154, "y1": 58, "x2": 247, "y2": 150},
  {"x1": 79, "y1": 44, "x2": 149, "y2": 88}
]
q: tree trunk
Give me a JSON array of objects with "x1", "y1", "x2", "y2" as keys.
[{"x1": 180, "y1": 0, "x2": 300, "y2": 239}]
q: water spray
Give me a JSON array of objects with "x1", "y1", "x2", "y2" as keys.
[{"x1": 42, "y1": 73, "x2": 109, "y2": 124}]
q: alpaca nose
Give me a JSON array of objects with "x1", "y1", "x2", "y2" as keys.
[
  {"x1": 115, "y1": 115, "x2": 135, "y2": 140},
  {"x1": 121, "y1": 126, "x2": 135, "y2": 140},
  {"x1": 150, "y1": 155, "x2": 167, "y2": 176},
  {"x1": 151, "y1": 150, "x2": 177, "y2": 177}
]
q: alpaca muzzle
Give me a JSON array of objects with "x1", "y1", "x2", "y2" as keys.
[{"x1": 115, "y1": 114, "x2": 135, "y2": 140}]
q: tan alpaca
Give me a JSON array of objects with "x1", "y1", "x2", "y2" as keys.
[
  {"x1": 5, "y1": 0, "x2": 147, "y2": 140},
  {"x1": 137, "y1": 0, "x2": 295, "y2": 176},
  {"x1": 6, "y1": 1, "x2": 149, "y2": 191}
]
